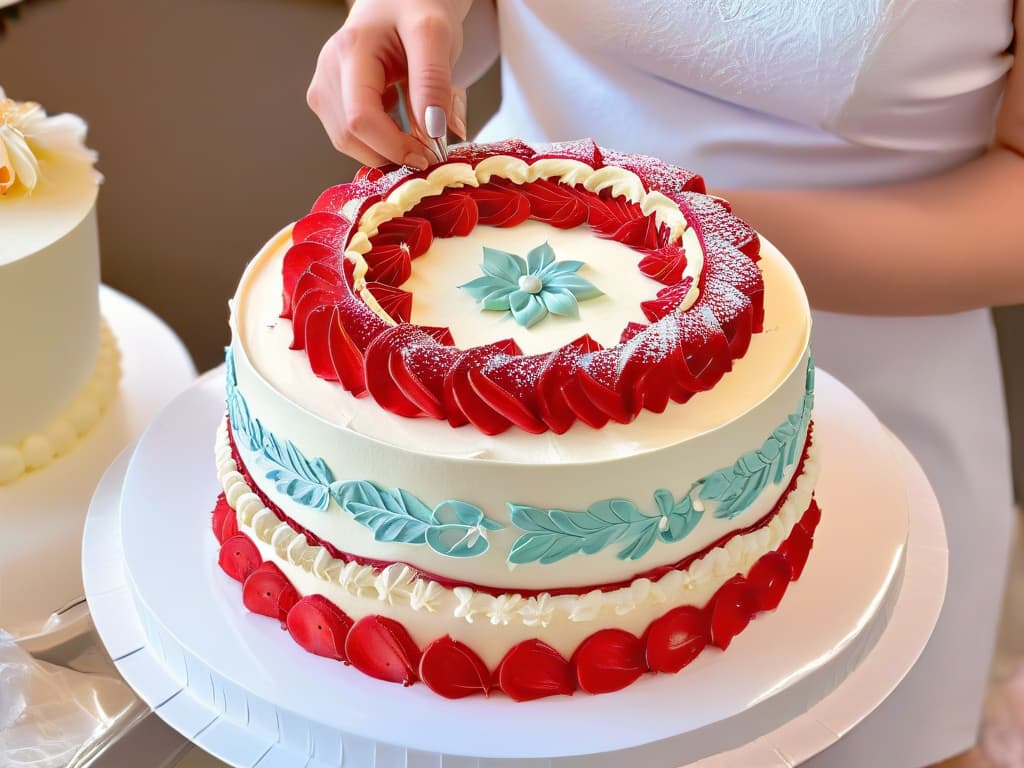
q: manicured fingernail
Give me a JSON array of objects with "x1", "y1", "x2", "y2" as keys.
[
  {"x1": 425, "y1": 105, "x2": 447, "y2": 139},
  {"x1": 403, "y1": 152, "x2": 429, "y2": 170}
]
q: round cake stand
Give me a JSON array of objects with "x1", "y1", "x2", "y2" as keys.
[
  {"x1": 1, "y1": 286, "x2": 197, "y2": 651},
  {"x1": 83, "y1": 368, "x2": 945, "y2": 768}
]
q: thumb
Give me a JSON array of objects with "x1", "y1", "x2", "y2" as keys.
[{"x1": 400, "y1": 13, "x2": 457, "y2": 142}]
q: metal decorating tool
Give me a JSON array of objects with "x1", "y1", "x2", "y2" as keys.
[{"x1": 425, "y1": 105, "x2": 449, "y2": 162}]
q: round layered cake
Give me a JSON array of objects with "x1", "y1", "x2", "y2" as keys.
[
  {"x1": 0, "y1": 89, "x2": 118, "y2": 485},
  {"x1": 213, "y1": 139, "x2": 818, "y2": 700}
]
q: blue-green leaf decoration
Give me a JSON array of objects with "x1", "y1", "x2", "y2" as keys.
[
  {"x1": 506, "y1": 356, "x2": 816, "y2": 562},
  {"x1": 508, "y1": 499, "x2": 662, "y2": 564},
  {"x1": 331, "y1": 482, "x2": 504, "y2": 558},
  {"x1": 656, "y1": 490, "x2": 703, "y2": 543},
  {"x1": 262, "y1": 432, "x2": 335, "y2": 511},
  {"x1": 225, "y1": 347, "x2": 331, "y2": 509},
  {"x1": 698, "y1": 356, "x2": 815, "y2": 521}
]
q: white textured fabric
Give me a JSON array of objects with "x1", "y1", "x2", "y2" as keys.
[{"x1": 473, "y1": 1, "x2": 1017, "y2": 765}]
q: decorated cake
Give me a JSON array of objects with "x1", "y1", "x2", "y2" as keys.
[
  {"x1": 0, "y1": 88, "x2": 118, "y2": 485},
  {"x1": 213, "y1": 139, "x2": 818, "y2": 700}
]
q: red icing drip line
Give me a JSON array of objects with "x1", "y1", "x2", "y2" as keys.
[{"x1": 226, "y1": 422, "x2": 814, "y2": 598}]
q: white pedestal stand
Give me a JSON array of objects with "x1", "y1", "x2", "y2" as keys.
[{"x1": 83, "y1": 369, "x2": 946, "y2": 767}]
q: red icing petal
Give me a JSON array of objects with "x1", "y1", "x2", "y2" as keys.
[
  {"x1": 644, "y1": 605, "x2": 709, "y2": 674},
  {"x1": 709, "y1": 575, "x2": 755, "y2": 650},
  {"x1": 345, "y1": 615, "x2": 421, "y2": 686},
  {"x1": 638, "y1": 243, "x2": 688, "y2": 285},
  {"x1": 497, "y1": 639, "x2": 575, "y2": 702},
  {"x1": 572, "y1": 629, "x2": 646, "y2": 694},
  {"x1": 325, "y1": 307, "x2": 367, "y2": 395},
  {"x1": 449, "y1": 138, "x2": 536, "y2": 164},
  {"x1": 535, "y1": 335, "x2": 602, "y2": 434},
  {"x1": 242, "y1": 562, "x2": 299, "y2": 626},
  {"x1": 371, "y1": 216, "x2": 433, "y2": 259},
  {"x1": 587, "y1": 196, "x2": 657, "y2": 249},
  {"x1": 303, "y1": 305, "x2": 340, "y2": 381},
  {"x1": 559, "y1": 375, "x2": 611, "y2": 429},
  {"x1": 281, "y1": 242, "x2": 339, "y2": 318},
  {"x1": 364, "y1": 325, "x2": 430, "y2": 418},
  {"x1": 211, "y1": 493, "x2": 237, "y2": 544},
  {"x1": 419, "y1": 636, "x2": 492, "y2": 699},
  {"x1": 534, "y1": 139, "x2": 604, "y2": 168},
  {"x1": 747, "y1": 551, "x2": 795, "y2": 612},
  {"x1": 286, "y1": 595, "x2": 354, "y2": 661},
  {"x1": 468, "y1": 183, "x2": 532, "y2": 227},
  {"x1": 800, "y1": 498, "x2": 822, "y2": 536},
  {"x1": 778, "y1": 522, "x2": 814, "y2": 580},
  {"x1": 469, "y1": 355, "x2": 547, "y2": 434},
  {"x1": 310, "y1": 183, "x2": 370, "y2": 215},
  {"x1": 363, "y1": 244, "x2": 412, "y2": 286},
  {"x1": 443, "y1": 342, "x2": 522, "y2": 434},
  {"x1": 365, "y1": 282, "x2": 413, "y2": 322},
  {"x1": 411, "y1": 191, "x2": 479, "y2": 238},
  {"x1": 355, "y1": 165, "x2": 385, "y2": 183},
  {"x1": 640, "y1": 278, "x2": 694, "y2": 322},
  {"x1": 218, "y1": 533, "x2": 261, "y2": 583},
  {"x1": 520, "y1": 179, "x2": 589, "y2": 229}
]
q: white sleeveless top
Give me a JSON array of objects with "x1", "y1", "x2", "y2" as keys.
[{"x1": 473, "y1": 2, "x2": 1017, "y2": 764}]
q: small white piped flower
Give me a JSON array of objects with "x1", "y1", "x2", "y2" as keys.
[
  {"x1": 519, "y1": 593, "x2": 555, "y2": 628},
  {"x1": 487, "y1": 594, "x2": 524, "y2": 626},
  {"x1": 454, "y1": 586, "x2": 484, "y2": 624},
  {"x1": 374, "y1": 564, "x2": 415, "y2": 606},
  {"x1": 568, "y1": 590, "x2": 605, "y2": 623},
  {"x1": 409, "y1": 580, "x2": 443, "y2": 613}
]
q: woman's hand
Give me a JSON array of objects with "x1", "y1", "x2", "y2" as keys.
[{"x1": 307, "y1": 0, "x2": 474, "y2": 170}]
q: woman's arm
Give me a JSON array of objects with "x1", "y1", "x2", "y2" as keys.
[{"x1": 722, "y1": 3, "x2": 1024, "y2": 315}]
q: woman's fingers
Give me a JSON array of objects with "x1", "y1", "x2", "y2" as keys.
[
  {"x1": 400, "y1": 11, "x2": 461, "y2": 144},
  {"x1": 308, "y1": 2, "x2": 474, "y2": 166},
  {"x1": 450, "y1": 87, "x2": 468, "y2": 141}
]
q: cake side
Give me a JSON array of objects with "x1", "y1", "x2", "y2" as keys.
[
  {"x1": 0, "y1": 89, "x2": 116, "y2": 484},
  {"x1": 229, "y1": 231, "x2": 811, "y2": 591}
]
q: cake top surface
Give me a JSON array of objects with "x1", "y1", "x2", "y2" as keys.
[
  {"x1": 233, "y1": 138, "x2": 811, "y2": 463},
  {"x1": 236, "y1": 226, "x2": 809, "y2": 465},
  {"x1": 0, "y1": 87, "x2": 100, "y2": 265}
]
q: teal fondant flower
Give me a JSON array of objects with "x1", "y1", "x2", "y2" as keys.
[{"x1": 459, "y1": 242, "x2": 603, "y2": 328}]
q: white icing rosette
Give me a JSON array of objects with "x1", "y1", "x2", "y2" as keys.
[{"x1": 0, "y1": 86, "x2": 100, "y2": 195}]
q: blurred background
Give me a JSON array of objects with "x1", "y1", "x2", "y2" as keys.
[{"x1": 0, "y1": 0, "x2": 1020, "y2": 497}]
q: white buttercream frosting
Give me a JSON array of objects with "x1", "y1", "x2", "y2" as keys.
[
  {"x1": 0, "y1": 321, "x2": 120, "y2": 484},
  {"x1": 232, "y1": 225, "x2": 811, "y2": 591},
  {"x1": 215, "y1": 418, "x2": 819, "y2": 633}
]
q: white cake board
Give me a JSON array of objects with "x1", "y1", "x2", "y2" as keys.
[
  {"x1": 83, "y1": 368, "x2": 945, "y2": 767},
  {"x1": 0, "y1": 286, "x2": 197, "y2": 651}
]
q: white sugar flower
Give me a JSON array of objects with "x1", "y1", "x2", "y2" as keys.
[
  {"x1": 520, "y1": 593, "x2": 556, "y2": 628},
  {"x1": 373, "y1": 564, "x2": 415, "y2": 606},
  {"x1": 487, "y1": 594, "x2": 524, "y2": 626},
  {"x1": 409, "y1": 580, "x2": 443, "y2": 613},
  {"x1": 0, "y1": 87, "x2": 99, "y2": 195}
]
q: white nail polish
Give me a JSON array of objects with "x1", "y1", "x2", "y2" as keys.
[{"x1": 425, "y1": 105, "x2": 447, "y2": 139}]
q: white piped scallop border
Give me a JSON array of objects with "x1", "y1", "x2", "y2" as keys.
[
  {"x1": 0, "y1": 321, "x2": 121, "y2": 485},
  {"x1": 215, "y1": 418, "x2": 819, "y2": 630},
  {"x1": 341, "y1": 156, "x2": 705, "y2": 324}
]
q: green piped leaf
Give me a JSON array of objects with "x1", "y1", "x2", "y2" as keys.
[
  {"x1": 526, "y1": 241, "x2": 556, "y2": 274},
  {"x1": 482, "y1": 247, "x2": 526, "y2": 282},
  {"x1": 332, "y1": 482, "x2": 502, "y2": 558}
]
